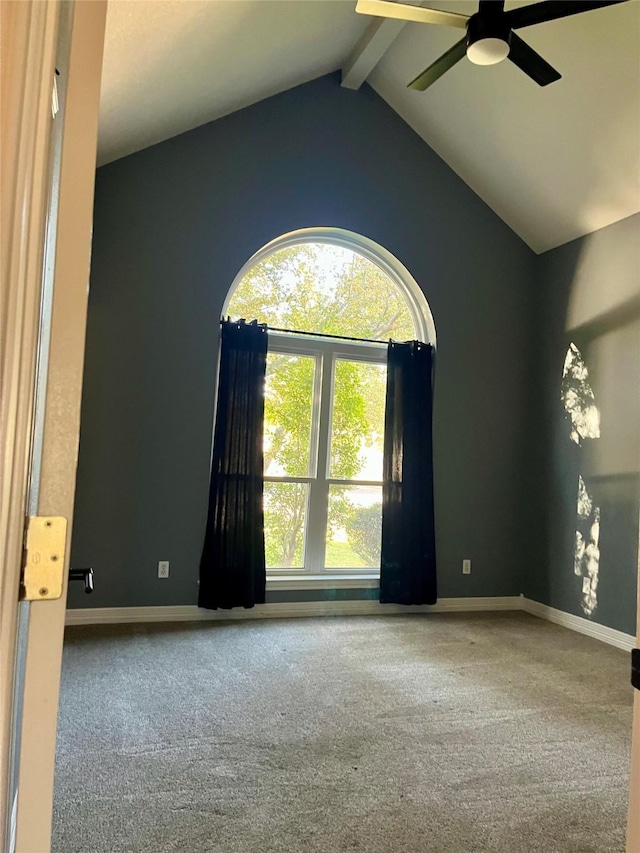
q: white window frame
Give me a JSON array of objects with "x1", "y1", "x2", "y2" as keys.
[
  {"x1": 222, "y1": 227, "x2": 437, "y2": 349},
  {"x1": 223, "y1": 227, "x2": 437, "y2": 591},
  {"x1": 265, "y1": 332, "x2": 386, "y2": 587}
]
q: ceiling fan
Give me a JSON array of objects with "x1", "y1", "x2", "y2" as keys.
[{"x1": 355, "y1": 0, "x2": 628, "y2": 90}]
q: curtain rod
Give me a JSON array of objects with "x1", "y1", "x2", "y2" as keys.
[
  {"x1": 221, "y1": 319, "x2": 387, "y2": 346},
  {"x1": 268, "y1": 326, "x2": 388, "y2": 345}
]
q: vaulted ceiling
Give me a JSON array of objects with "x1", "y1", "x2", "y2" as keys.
[{"x1": 98, "y1": 0, "x2": 640, "y2": 252}]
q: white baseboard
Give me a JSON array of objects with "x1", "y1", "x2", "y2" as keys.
[
  {"x1": 66, "y1": 595, "x2": 637, "y2": 651},
  {"x1": 65, "y1": 596, "x2": 522, "y2": 626},
  {"x1": 521, "y1": 597, "x2": 636, "y2": 652}
]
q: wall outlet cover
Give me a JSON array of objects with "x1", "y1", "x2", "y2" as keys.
[{"x1": 158, "y1": 561, "x2": 170, "y2": 578}]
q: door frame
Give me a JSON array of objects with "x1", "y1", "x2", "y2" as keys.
[
  {"x1": 627, "y1": 520, "x2": 640, "y2": 852},
  {"x1": 0, "y1": 2, "x2": 107, "y2": 850},
  {"x1": 1, "y1": 1, "x2": 61, "y2": 842}
]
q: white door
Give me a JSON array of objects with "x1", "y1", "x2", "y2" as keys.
[{"x1": 0, "y1": 2, "x2": 106, "y2": 851}]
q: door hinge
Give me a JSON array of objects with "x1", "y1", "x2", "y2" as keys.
[
  {"x1": 20, "y1": 516, "x2": 67, "y2": 601},
  {"x1": 632, "y1": 649, "x2": 640, "y2": 691}
]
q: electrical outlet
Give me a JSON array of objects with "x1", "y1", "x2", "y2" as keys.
[
  {"x1": 582, "y1": 576, "x2": 590, "y2": 594},
  {"x1": 158, "y1": 561, "x2": 169, "y2": 579},
  {"x1": 462, "y1": 559, "x2": 471, "y2": 575}
]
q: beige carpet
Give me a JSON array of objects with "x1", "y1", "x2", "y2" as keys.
[{"x1": 53, "y1": 613, "x2": 632, "y2": 853}]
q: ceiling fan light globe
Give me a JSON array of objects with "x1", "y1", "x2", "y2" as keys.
[{"x1": 467, "y1": 37, "x2": 510, "y2": 66}]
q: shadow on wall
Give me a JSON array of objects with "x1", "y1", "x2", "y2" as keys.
[{"x1": 530, "y1": 214, "x2": 640, "y2": 635}]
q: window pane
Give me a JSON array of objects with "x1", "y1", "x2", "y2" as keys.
[
  {"x1": 264, "y1": 353, "x2": 316, "y2": 477},
  {"x1": 227, "y1": 243, "x2": 416, "y2": 342},
  {"x1": 264, "y1": 482, "x2": 309, "y2": 569},
  {"x1": 325, "y1": 485, "x2": 382, "y2": 569},
  {"x1": 330, "y1": 360, "x2": 386, "y2": 481}
]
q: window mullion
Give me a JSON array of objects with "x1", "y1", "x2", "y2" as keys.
[{"x1": 304, "y1": 352, "x2": 334, "y2": 572}]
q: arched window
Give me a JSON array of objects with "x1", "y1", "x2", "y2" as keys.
[{"x1": 225, "y1": 228, "x2": 435, "y2": 577}]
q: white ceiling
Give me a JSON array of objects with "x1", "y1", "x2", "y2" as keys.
[
  {"x1": 98, "y1": 1, "x2": 369, "y2": 165},
  {"x1": 369, "y1": 0, "x2": 640, "y2": 251},
  {"x1": 99, "y1": 0, "x2": 640, "y2": 253}
]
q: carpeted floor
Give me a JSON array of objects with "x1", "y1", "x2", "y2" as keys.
[{"x1": 52, "y1": 613, "x2": 632, "y2": 853}]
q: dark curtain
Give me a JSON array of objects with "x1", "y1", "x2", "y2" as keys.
[
  {"x1": 380, "y1": 340, "x2": 437, "y2": 605},
  {"x1": 199, "y1": 319, "x2": 268, "y2": 609}
]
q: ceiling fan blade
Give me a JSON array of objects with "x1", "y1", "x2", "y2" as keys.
[
  {"x1": 408, "y1": 37, "x2": 467, "y2": 91},
  {"x1": 505, "y1": 0, "x2": 628, "y2": 30},
  {"x1": 508, "y1": 32, "x2": 561, "y2": 85},
  {"x1": 356, "y1": 0, "x2": 469, "y2": 29}
]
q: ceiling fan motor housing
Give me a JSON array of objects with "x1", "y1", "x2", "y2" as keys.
[{"x1": 466, "y1": 13, "x2": 512, "y2": 65}]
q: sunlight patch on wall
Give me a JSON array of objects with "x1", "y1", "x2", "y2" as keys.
[
  {"x1": 561, "y1": 343, "x2": 600, "y2": 445},
  {"x1": 574, "y1": 475, "x2": 600, "y2": 618},
  {"x1": 562, "y1": 343, "x2": 602, "y2": 618}
]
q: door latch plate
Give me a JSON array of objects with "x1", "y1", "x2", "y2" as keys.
[{"x1": 21, "y1": 516, "x2": 67, "y2": 601}]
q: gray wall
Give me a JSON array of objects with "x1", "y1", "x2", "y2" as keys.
[
  {"x1": 69, "y1": 73, "x2": 538, "y2": 609},
  {"x1": 525, "y1": 214, "x2": 640, "y2": 635}
]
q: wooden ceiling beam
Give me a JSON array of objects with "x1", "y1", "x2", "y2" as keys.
[{"x1": 341, "y1": 17, "x2": 407, "y2": 90}]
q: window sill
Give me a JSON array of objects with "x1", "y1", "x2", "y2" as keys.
[{"x1": 266, "y1": 573, "x2": 379, "y2": 591}]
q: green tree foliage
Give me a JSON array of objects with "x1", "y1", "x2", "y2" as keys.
[
  {"x1": 349, "y1": 505, "x2": 383, "y2": 566},
  {"x1": 230, "y1": 244, "x2": 415, "y2": 341},
  {"x1": 263, "y1": 482, "x2": 307, "y2": 568},
  {"x1": 330, "y1": 360, "x2": 369, "y2": 479},
  {"x1": 228, "y1": 243, "x2": 414, "y2": 568},
  {"x1": 263, "y1": 354, "x2": 315, "y2": 478}
]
